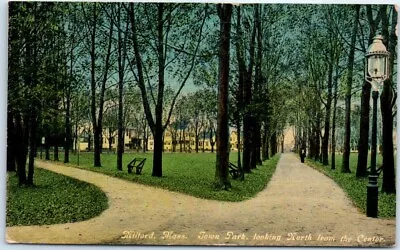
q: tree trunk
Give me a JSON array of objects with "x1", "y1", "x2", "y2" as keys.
[
  {"x1": 242, "y1": 6, "x2": 257, "y2": 174},
  {"x1": 108, "y1": 129, "x2": 113, "y2": 152},
  {"x1": 179, "y1": 129, "x2": 183, "y2": 152},
  {"x1": 95, "y1": 19, "x2": 113, "y2": 164},
  {"x1": 7, "y1": 111, "x2": 16, "y2": 172},
  {"x1": 202, "y1": 130, "x2": 206, "y2": 152},
  {"x1": 242, "y1": 77, "x2": 253, "y2": 172},
  {"x1": 380, "y1": 80, "x2": 395, "y2": 193},
  {"x1": 45, "y1": 141, "x2": 50, "y2": 160},
  {"x1": 143, "y1": 125, "x2": 147, "y2": 153},
  {"x1": 261, "y1": 124, "x2": 267, "y2": 160},
  {"x1": 356, "y1": 81, "x2": 370, "y2": 175},
  {"x1": 117, "y1": 113, "x2": 124, "y2": 170},
  {"x1": 322, "y1": 61, "x2": 333, "y2": 166},
  {"x1": 74, "y1": 122, "x2": 78, "y2": 153},
  {"x1": 172, "y1": 130, "x2": 177, "y2": 152},
  {"x1": 270, "y1": 131, "x2": 277, "y2": 156},
  {"x1": 308, "y1": 125, "x2": 313, "y2": 158},
  {"x1": 54, "y1": 143, "x2": 59, "y2": 161},
  {"x1": 183, "y1": 128, "x2": 186, "y2": 152},
  {"x1": 93, "y1": 127, "x2": 101, "y2": 166},
  {"x1": 195, "y1": 135, "x2": 199, "y2": 153},
  {"x1": 27, "y1": 109, "x2": 37, "y2": 185},
  {"x1": 253, "y1": 124, "x2": 262, "y2": 166},
  {"x1": 331, "y1": 76, "x2": 338, "y2": 170},
  {"x1": 88, "y1": 133, "x2": 92, "y2": 151},
  {"x1": 314, "y1": 120, "x2": 321, "y2": 162},
  {"x1": 88, "y1": 4, "x2": 100, "y2": 166},
  {"x1": 65, "y1": 16, "x2": 76, "y2": 163},
  {"x1": 152, "y1": 122, "x2": 163, "y2": 177},
  {"x1": 380, "y1": 6, "x2": 396, "y2": 194},
  {"x1": 15, "y1": 113, "x2": 28, "y2": 186},
  {"x1": 237, "y1": 121, "x2": 243, "y2": 180},
  {"x1": 64, "y1": 91, "x2": 71, "y2": 163},
  {"x1": 215, "y1": 4, "x2": 232, "y2": 190},
  {"x1": 254, "y1": 4, "x2": 262, "y2": 166},
  {"x1": 262, "y1": 122, "x2": 270, "y2": 160},
  {"x1": 343, "y1": 5, "x2": 359, "y2": 173},
  {"x1": 117, "y1": 4, "x2": 126, "y2": 171},
  {"x1": 235, "y1": 5, "x2": 244, "y2": 173},
  {"x1": 148, "y1": 3, "x2": 167, "y2": 176}
]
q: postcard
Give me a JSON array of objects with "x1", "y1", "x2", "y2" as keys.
[{"x1": 5, "y1": 1, "x2": 397, "y2": 248}]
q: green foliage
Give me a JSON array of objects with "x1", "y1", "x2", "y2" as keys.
[
  {"x1": 62, "y1": 152, "x2": 280, "y2": 202},
  {"x1": 6, "y1": 168, "x2": 108, "y2": 226},
  {"x1": 306, "y1": 153, "x2": 395, "y2": 218}
]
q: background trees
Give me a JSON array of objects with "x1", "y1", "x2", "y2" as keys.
[
  {"x1": 7, "y1": 3, "x2": 397, "y2": 193},
  {"x1": 8, "y1": 2, "x2": 67, "y2": 185}
]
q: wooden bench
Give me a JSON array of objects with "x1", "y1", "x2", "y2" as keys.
[
  {"x1": 228, "y1": 162, "x2": 240, "y2": 179},
  {"x1": 127, "y1": 158, "x2": 146, "y2": 174}
]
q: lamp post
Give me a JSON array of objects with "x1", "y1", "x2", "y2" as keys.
[{"x1": 365, "y1": 35, "x2": 389, "y2": 218}]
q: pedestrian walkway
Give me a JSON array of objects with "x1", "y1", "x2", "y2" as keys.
[{"x1": 6, "y1": 153, "x2": 395, "y2": 246}]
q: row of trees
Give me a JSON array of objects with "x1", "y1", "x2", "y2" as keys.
[
  {"x1": 8, "y1": 2, "x2": 287, "y2": 187},
  {"x1": 8, "y1": 3, "x2": 396, "y2": 193},
  {"x1": 288, "y1": 5, "x2": 396, "y2": 194}
]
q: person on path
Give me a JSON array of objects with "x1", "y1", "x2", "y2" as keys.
[{"x1": 300, "y1": 148, "x2": 306, "y2": 163}]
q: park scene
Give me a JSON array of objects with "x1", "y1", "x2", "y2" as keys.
[{"x1": 6, "y1": 2, "x2": 396, "y2": 247}]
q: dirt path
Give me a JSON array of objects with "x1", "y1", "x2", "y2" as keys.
[{"x1": 6, "y1": 153, "x2": 395, "y2": 246}]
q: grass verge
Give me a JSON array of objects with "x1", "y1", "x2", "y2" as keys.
[
  {"x1": 305, "y1": 153, "x2": 395, "y2": 218},
  {"x1": 56, "y1": 152, "x2": 281, "y2": 202},
  {"x1": 6, "y1": 167, "x2": 108, "y2": 226}
]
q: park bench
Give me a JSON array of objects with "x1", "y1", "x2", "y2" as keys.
[
  {"x1": 228, "y1": 162, "x2": 241, "y2": 179},
  {"x1": 127, "y1": 158, "x2": 146, "y2": 174}
]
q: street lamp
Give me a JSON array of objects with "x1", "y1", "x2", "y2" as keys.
[{"x1": 365, "y1": 34, "x2": 389, "y2": 218}]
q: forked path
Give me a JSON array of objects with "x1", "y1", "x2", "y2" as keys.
[{"x1": 6, "y1": 154, "x2": 395, "y2": 246}]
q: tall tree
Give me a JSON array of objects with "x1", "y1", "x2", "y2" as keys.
[
  {"x1": 127, "y1": 3, "x2": 206, "y2": 176},
  {"x1": 81, "y1": 3, "x2": 115, "y2": 167},
  {"x1": 253, "y1": 4, "x2": 263, "y2": 166},
  {"x1": 380, "y1": 5, "x2": 396, "y2": 194},
  {"x1": 63, "y1": 3, "x2": 82, "y2": 164},
  {"x1": 114, "y1": 4, "x2": 129, "y2": 171},
  {"x1": 342, "y1": 5, "x2": 360, "y2": 173},
  {"x1": 239, "y1": 6, "x2": 257, "y2": 173},
  {"x1": 215, "y1": 3, "x2": 232, "y2": 189},
  {"x1": 234, "y1": 6, "x2": 245, "y2": 176},
  {"x1": 331, "y1": 74, "x2": 339, "y2": 170}
]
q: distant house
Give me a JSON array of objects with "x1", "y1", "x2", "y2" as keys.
[{"x1": 73, "y1": 122, "x2": 241, "y2": 153}]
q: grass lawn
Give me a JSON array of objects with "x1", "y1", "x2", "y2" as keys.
[
  {"x1": 6, "y1": 167, "x2": 108, "y2": 226},
  {"x1": 51, "y1": 151, "x2": 281, "y2": 202},
  {"x1": 305, "y1": 153, "x2": 396, "y2": 218}
]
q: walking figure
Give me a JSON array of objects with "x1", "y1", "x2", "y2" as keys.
[{"x1": 300, "y1": 148, "x2": 306, "y2": 163}]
